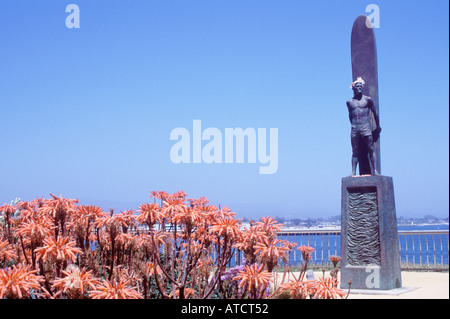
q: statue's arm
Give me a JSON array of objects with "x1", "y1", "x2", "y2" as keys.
[
  {"x1": 368, "y1": 97, "x2": 381, "y2": 130},
  {"x1": 346, "y1": 101, "x2": 352, "y2": 124}
]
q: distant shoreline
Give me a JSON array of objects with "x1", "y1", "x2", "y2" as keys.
[
  {"x1": 397, "y1": 223, "x2": 449, "y2": 227},
  {"x1": 275, "y1": 223, "x2": 449, "y2": 232}
]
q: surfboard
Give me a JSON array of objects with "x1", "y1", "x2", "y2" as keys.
[{"x1": 351, "y1": 15, "x2": 381, "y2": 175}]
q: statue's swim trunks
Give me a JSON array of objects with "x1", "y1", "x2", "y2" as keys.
[{"x1": 351, "y1": 122, "x2": 372, "y2": 138}]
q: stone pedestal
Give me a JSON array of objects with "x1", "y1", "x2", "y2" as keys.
[{"x1": 340, "y1": 175, "x2": 402, "y2": 290}]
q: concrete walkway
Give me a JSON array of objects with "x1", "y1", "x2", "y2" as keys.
[
  {"x1": 274, "y1": 270, "x2": 449, "y2": 299},
  {"x1": 346, "y1": 270, "x2": 449, "y2": 299}
]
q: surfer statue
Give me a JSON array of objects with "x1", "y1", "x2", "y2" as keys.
[{"x1": 347, "y1": 77, "x2": 381, "y2": 176}]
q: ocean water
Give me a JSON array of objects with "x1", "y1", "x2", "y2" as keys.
[{"x1": 398, "y1": 224, "x2": 449, "y2": 231}]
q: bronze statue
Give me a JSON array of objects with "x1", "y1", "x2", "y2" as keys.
[{"x1": 347, "y1": 77, "x2": 381, "y2": 176}]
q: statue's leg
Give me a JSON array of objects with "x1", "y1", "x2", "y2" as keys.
[
  {"x1": 351, "y1": 136, "x2": 358, "y2": 176},
  {"x1": 365, "y1": 135, "x2": 379, "y2": 175}
]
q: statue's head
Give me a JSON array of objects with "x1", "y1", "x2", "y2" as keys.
[{"x1": 351, "y1": 77, "x2": 365, "y2": 94}]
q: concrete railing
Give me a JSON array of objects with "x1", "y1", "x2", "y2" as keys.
[
  {"x1": 398, "y1": 230, "x2": 449, "y2": 269},
  {"x1": 275, "y1": 228, "x2": 449, "y2": 270}
]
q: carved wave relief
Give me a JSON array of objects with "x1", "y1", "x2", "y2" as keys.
[{"x1": 347, "y1": 189, "x2": 381, "y2": 266}]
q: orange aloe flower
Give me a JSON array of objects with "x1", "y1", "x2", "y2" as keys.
[
  {"x1": 234, "y1": 264, "x2": 272, "y2": 293},
  {"x1": 254, "y1": 238, "x2": 290, "y2": 261},
  {"x1": 117, "y1": 210, "x2": 136, "y2": 228},
  {"x1": 172, "y1": 190, "x2": 187, "y2": 200},
  {"x1": 144, "y1": 262, "x2": 162, "y2": 277},
  {"x1": 255, "y1": 216, "x2": 283, "y2": 235},
  {"x1": 194, "y1": 203, "x2": 217, "y2": 224},
  {"x1": 187, "y1": 197, "x2": 209, "y2": 207},
  {"x1": 210, "y1": 218, "x2": 242, "y2": 239},
  {"x1": 234, "y1": 226, "x2": 264, "y2": 252},
  {"x1": 280, "y1": 278, "x2": 317, "y2": 299},
  {"x1": 0, "y1": 239, "x2": 17, "y2": 262},
  {"x1": 40, "y1": 194, "x2": 79, "y2": 219},
  {"x1": 150, "y1": 191, "x2": 170, "y2": 201},
  {"x1": 52, "y1": 265, "x2": 100, "y2": 298},
  {"x1": 329, "y1": 255, "x2": 341, "y2": 267},
  {"x1": 89, "y1": 278, "x2": 142, "y2": 299},
  {"x1": 211, "y1": 205, "x2": 236, "y2": 219},
  {"x1": 172, "y1": 206, "x2": 205, "y2": 226},
  {"x1": 137, "y1": 203, "x2": 162, "y2": 226},
  {"x1": 72, "y1": 205, "x2": 108, "y2": 226},
  {"x1": 115, "y1": 232, "x2": 134, "y2": 249},
  {"x1": 0, "y1": 203, "x2": 16, "y2": 216},
  {"x1": 15, "y1": 201, "x2": 37, "y2": 221},
  {"x1": 161, "y1": 196, "x2": 186, "y2": 221},
  {"x1": 16, "y1": 217, "x2": 54, "y2": 246},
  {"x1": 14, "y1": 199, "x2": 48, "y2": 228},
  {"x1": 298, "y1": 245, "x2": 315, "y2": 260},
  {"x1": 94, "y1": 212, "x2": 130, "y2": 233},
  {"x1": 35, "y1": 236, "x2": 82, "y2": 262},
  {"x1": 311, "y1": 277, "x2": 347, "y2": 299},
  {"x1": 0, "y1": 263, "x2": 43, "y2": 299}
]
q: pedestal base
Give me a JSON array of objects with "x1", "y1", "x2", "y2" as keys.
[{"x1": 340, "y1": 175, "x2": 402, "y2": 290}]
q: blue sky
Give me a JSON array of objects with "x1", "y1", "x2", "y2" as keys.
[{"x1": 0, "y1": 0, "x2": 448, "y2": 219}]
